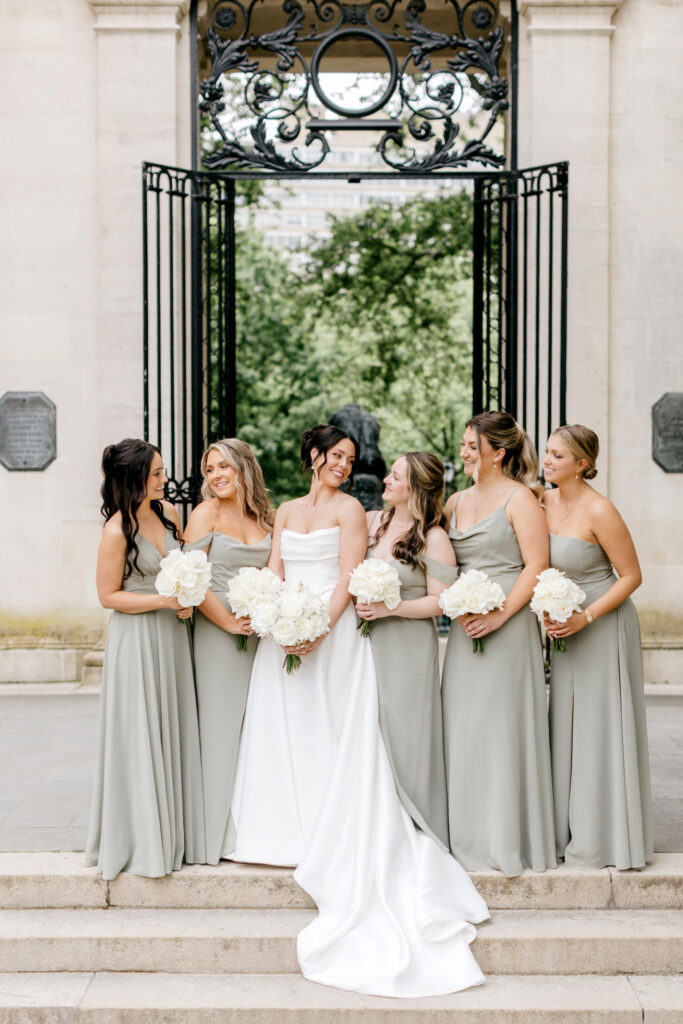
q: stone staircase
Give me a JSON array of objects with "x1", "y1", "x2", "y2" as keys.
[{"x1": 1, "y1": 853, "x2": 682, "y2": 1021}]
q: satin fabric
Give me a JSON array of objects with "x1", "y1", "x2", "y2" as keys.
[{"x1": 228, "y1": 526, "x2": 489, "y2": 997}]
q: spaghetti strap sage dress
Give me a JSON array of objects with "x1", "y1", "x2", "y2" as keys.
[
  {"x1": 85, "y1": 529, "x2": 206, "y2": 879},
  {"x1": 441, "y1": 497, "x2": 556, "y2": 877},
  {"x1": 549, "y1": 534, "x2": 653, "y2": 869},
  {"x1": 368, "y1": 555, "x2": 457, "y2": 852},
  {"x1": 186, "y1": 531, "x2": 271, "y2": 864}
]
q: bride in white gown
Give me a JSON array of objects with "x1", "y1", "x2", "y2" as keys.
[{"x1": 226, "y1": 425, "x2": 489, "y2": 997}]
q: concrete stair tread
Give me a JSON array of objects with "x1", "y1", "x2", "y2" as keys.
[
  {"x1": 2, "y1": 972, "x2": 683, "y2": 1020},
  {"x1": 2, "y1": 851, "x2": 682, "y2": 910}
]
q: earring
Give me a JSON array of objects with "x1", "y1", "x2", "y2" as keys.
[{"x1": 575, "y1": 471, "x2": 580, "y2": 480}]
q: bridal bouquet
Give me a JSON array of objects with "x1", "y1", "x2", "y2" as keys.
[
  {"x1": 226, "y1": 566, "x2": 282, "y2": 650},
  {"x1": 530, "y1": 568, "x2": 586, "y2": 652},
  {"x1": 251, "y1": 579, "x2": 330, "y2": 674},
  {"x1": 438, "y1": 569, "x2": 506, "y2": 653},
  {"x1": 348, "y1": 559, "x2": 401, "y2": 637},
  {"x1": 155, "y1": 548, "x2": 212, "y2": 621}
]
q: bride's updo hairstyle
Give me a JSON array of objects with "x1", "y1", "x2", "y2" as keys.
[
  {"x1": 300, "y1": 424, "x2": 360, "y2": 481},
  {"x1": 468, "y1": 410, "x2": 544, "y2": 501},
  {"x1": 200, "y1": 438, "x2": 274, "y2": 531},
  {"x1": 552, "y1": 424, "x2": 599, "y2": 480},
  {"x1": 100, "y1": 438, "x2": 179, "y2": 578},
  {"x1": 371, "y1": 451, "x2": 446, "y2": 569}
]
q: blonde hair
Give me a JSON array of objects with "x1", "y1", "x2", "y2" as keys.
[
  {"x1": 552, "y1": 424, "x2": 599, "y2": 480},
  {"x1": 200, "y1": 438, "x2": 274, "y2": 532},
  {"x1": 370, "y1": 452, "x2": 445, "y2": 569},
  {"x1": 468, "y1": 411, "x2": 544, "y2": 501}
]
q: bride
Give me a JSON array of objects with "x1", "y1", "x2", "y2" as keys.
[{"x1": 226, "y1": 424, "x2": 489, "y2": 997}]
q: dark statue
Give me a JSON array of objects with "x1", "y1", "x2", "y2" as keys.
[{"x1": 329, "y1": 403, "x2": 386, "y2": 511}]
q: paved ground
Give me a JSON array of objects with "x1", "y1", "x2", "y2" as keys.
[{"x1": 0, "y1": 687, "x2": 681, "y2": 853}]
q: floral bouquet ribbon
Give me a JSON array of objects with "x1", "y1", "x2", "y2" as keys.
[
  {"x1": 438, "y1": 568, "x2": 506, "y2": 653},
  {"x1": 155, "y1": 548, "x2": 212, "y2": 625},
  {"x1": 530, "y1": 567, "x2": 586, "y2": 652},
  {"x1": 348, "y1": 558, "x2": 401, "y2": 637},
  {"x1": 226, "y1": 566, "x2": 283, "y2": 651}
]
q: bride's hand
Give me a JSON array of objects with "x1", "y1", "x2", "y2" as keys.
[
  {"x1": 283, "y1": 633, "x2": 327, "y2": 658},
  {"x1": 356, "y1": 601, "x2": 390, "y2": 621}
]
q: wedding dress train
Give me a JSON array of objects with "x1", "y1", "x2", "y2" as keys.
[{"x1": 227, "y1": 526, "x2": 488, "y2": 997}]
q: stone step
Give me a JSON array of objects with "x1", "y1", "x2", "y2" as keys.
[
  {"x1": 1, "y1": 972, "x2": 682, "y2": 1022},
  {"x1": 1, "y1": 908, "x2": 682, "y2": 976},
  {"x1": 2, "y1": 852, "x2": 681, "y2": 910}
]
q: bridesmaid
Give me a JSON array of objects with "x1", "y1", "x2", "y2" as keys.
[
  {"x1": 183, "y1": 439, "x2": 273, "y2": 865},
  {"x1": 441, "y1": 411, "x2": 556, "y2": 877},
  {"x1": 357, "y1": 452, "x2": 456, "y2": 852},
  {"x1": 543, "y1": 424, "x2": 653, "y2": 869},
  {"x1": 85, "y1": 439, "x2": 205, "y2": 879}
]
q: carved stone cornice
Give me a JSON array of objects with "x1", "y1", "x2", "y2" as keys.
[
  {"x1": 519, "y1": 0, "x2": 624, "y2": 36},
  {"x1": 88, "y1": 0, "x2": 189, "y2": 33}
]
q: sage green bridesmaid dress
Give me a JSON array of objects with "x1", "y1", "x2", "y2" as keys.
[
  {"x1": 85, "y1": 529, "x2": 206, "y2": 879},
  {"x1": 441, "y1": 497, "x2": 556, "y2": 877},
  {"x1": 549, "y1": 534, "x2": 653, "y2": 869},
  {"x1": 186, "y1": 531, "x2": 271, "y2": 864},
  {"x1": 368, "y1": 556, "x2": 458, "y2": 853}
]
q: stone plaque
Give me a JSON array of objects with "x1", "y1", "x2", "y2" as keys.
[
  {"x1": 0, "y1": 391, "x2": 57, "y2": 471},
  {"x1": 652, "y1": 393, "x2": 683, "y2": 473}
]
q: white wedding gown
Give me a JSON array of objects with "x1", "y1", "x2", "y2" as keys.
[{"x1": 227, "y1": 527, "x2": 489, "y2": 997}]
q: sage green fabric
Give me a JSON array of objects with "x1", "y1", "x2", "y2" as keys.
[
  {"x1": 368, "y1": 555, "x2": 457, "y2": 853},
  {"x1": 85, "y1": 530, "x2": 206, "y2": 879},
  {"x1": 186, "y1": 531, "x2": 271, "y2": 865},
  {"x1": 442, "y1": 501, "x2": 556, "y2": 877},
  {"x1": 548, "y1": 534, "x2": 653, "y2": 869}
]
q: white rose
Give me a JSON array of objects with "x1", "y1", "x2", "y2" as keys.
[
  {"x1": 251, "y1": 601, "x2": 279, "y2": 636},
  {"x1": 272, "y1": 618, "x2": 299, "y2": 647}
]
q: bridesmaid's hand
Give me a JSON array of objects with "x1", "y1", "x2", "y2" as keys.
[
  {"x1": 460, "y1": 609, "x2": 507, "y2": 639},
  {"x1": 226, "y1": 614, "x2": 254, "y2": 637},
  {"x1": 177, "y1": 605, "x2": 194, "y2": 620},
  {"x1": 544, "y1": 611, "x2": 589, "y2": 639},
  {"x1": 356, "y1": 601, "x2": 390, "y2": 621}
]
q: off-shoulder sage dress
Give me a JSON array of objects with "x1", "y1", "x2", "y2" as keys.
[
  {"x1": 441, "y1": 497, "x2": 556, "y2": 877},
  {"x1": 187, "y1": 531, "x2": 271, "y2": 864},
  {"x1": 85, "y1": 529, "x2": 206, "y2": 879},
  {"x1": 368, "y1": 555, "x2": 457, "y2": 852},
  {"x1": 549, "y1": 534, "x2": 653, "y2": 869}
]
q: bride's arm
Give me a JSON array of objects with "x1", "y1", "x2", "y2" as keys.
[
  {"x1": 267, "y1": 505, "x2": 287, "y2": 579},
  {"x1": 329, "y1": 498, "x2": 367, "y2": 629}
]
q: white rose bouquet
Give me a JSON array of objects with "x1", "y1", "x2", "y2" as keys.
[
  {"x1": 438, "y1": 568, "x2": 506, "y2": 653},
  {"x1": 226, "y1": 566, "x2": 283, "y2": 650},
  {"x1": 155, "y1": 548, "x2": 212, "y2": 625},
  {"x1": 348, "y1": 559, "x2": 401, "y2": 637},
  {"x1": 251, "y1": 578, "x2": 330, "y2": 674},
  {"x1": 530, "y1": 568, "x2": 587, "y2": 652}
]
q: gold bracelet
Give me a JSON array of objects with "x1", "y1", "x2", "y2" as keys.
[{"x1": 585, "y1": 608, "x2": 593, "y2": 625}]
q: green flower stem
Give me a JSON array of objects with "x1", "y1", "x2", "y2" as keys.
[
  {"x1": 284, "y1": 654, "x2": 302, "y2": 674},
  {"x1": 552, "y1": 637, "x2": 567, "y2": 653},
  {"x1": 472, "y1": 637, "x2": 483, "y2": 653},
  {"x1": 357, "y1": 618, "x2": 372, "y2": 638},
  {"x1": 237, "y1": 635, "x2": 248, "y2": 652}
]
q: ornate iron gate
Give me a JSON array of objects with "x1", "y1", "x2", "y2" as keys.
[{"x1": 142, "y1": 0, "x2": 569, "y2": 512}]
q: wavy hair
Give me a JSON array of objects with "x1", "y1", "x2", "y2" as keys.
[
  {"x1": 100, "y1": 438, "x2": 179, "y2": 578},
  {"x1": 468, "y1": 410, "x2": 544, "y2": 501},
  {"x1": 551, "y1": 424, "x2": 599, "y2": 480},
  {"x1": 200, "y1": 438, "x2": 274, "y2": 532},
  {"x1": 370, "y1": 452, "x2": 446, "y2": 569}
]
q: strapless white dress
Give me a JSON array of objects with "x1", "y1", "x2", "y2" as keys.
[{"x1": 227, "y1": 527, "x2": 489, "y2": 997}]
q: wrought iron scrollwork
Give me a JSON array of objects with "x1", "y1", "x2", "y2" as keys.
[{"x1": 200, "y1": 0, "x2": 508, "y2": 173}]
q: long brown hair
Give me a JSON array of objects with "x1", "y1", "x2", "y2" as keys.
[
  {"x1": 370, "y1": 451, "x2": 445, "y2": 569},
  {"x1": 200, "y1": 439, "x2": 274, "y2": 532},
  {"x1": 468, "y1": 411, "x2": 544, "y2": 501}
]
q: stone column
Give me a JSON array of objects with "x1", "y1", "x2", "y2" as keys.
[
  {"x1": 88, "y1": 0, "x2": 189, "y2": 444},
  {"x1": 519, "y1": 0, "x2": 622, "y2": 487}
]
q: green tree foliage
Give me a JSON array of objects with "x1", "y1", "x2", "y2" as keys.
[{"x1": 235, "y1": 188, "x2": 474, "y2": 504}]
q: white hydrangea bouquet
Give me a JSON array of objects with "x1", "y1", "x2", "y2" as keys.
[
  {"x1": 251, "y1": 578, "x2": 330, "y2": 674},
  {"x1": 226, "y1": 566, "x2": 283, "y2": 651},
  {"x1": 155, "y1": 548, "x2": 212, "y2": 623},
  {"x1": 438, "y1": 568, "x2": 506, "y2": 653},
  {"x1": 530, "y1": 568, "x2": 586, "y2": 652},
  {"x1": 348, "y1": 559, "x2": 401, "y2": 637}
]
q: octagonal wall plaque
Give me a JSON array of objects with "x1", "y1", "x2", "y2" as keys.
[
  {"x1": 652, "y1": 392, "x2": 683, "y2": 473},
  {"x1": 0, "y1": 391, "x2": 57, "y2": 471}
]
